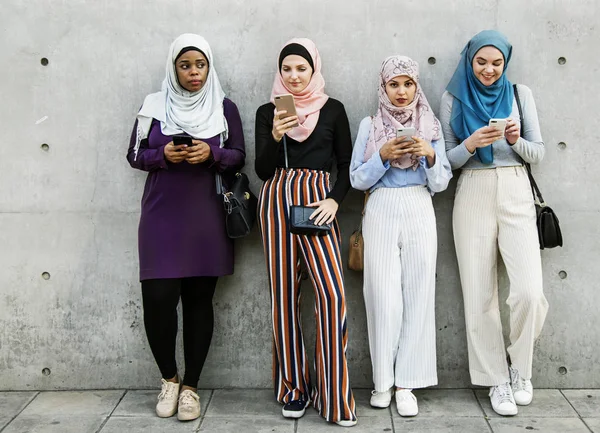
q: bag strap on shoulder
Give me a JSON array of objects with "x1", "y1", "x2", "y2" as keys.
[{"x1": 513, "y1": 84, "x2": 546, "y2": 206}]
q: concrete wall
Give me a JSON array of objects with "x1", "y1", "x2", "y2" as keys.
[{"x1": 1, "y1": 0, "x2": 598, "y2": 391}]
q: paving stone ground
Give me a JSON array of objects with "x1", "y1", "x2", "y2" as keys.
[{"x1": 0, "y1": 388, "x2": 598, "y2": 432}]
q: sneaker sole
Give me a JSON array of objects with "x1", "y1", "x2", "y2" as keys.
[
  {"x1": 177, "y1": 410, "x2": 200, "y2": 421},
  {"x1": 156, "y1": 407, "x2": 178, "y2": 418},
  {"x1": 492, "y1": 407, "x2": 518, "y2": 416},
  {"x1": 282, "y1": 407, "x2": 306, "y2": 418},
  {"x1": 370, "y1": 400, "x2": 391, "y2": 408},
  {"x1": 397, "y1": 410, "x2": 418, "y2": 417},
  {"x1": 336, "y1": 419, "x2": 357, "y2": 427}
]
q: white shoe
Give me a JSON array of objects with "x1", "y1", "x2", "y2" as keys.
[
  {"x1": 177, "y1": 389, "x2": 201, "y2": 421},
  {"x1": 370, "y1": 388, "x2": 393, "y2": 408},
  {"x1": 156, "y1": 378, "x2": 179, "y2": 418},
  {"x1": 395, "y1": 389, "x2": 418, "y2": 417},
  {"x1": 510, "y1": 366, "x2": 533, "y2": 406},
  {"x1": 335, "y1": 419, "x2": 358, "y2": 427},
  {"x1": 489, "y1": 382, "x2": 518, "y2": 416}
]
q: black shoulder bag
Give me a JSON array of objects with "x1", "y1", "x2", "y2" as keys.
[
  {"x1": 283, "y1": 135, "x2": 332, "y2": 236},
  {"x1": 513, "y1": 84, "x2": 563, "y2": 249},
  {"x1": 215, "y1": 135, "x2": 258, "y2": 239}
]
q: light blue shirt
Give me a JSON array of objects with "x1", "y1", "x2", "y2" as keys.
[{"x1": 350, "y1": 117, "x2": 452, "y2": 194}]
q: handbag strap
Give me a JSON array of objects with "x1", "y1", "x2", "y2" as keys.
[
  {"x1": 215, "y1": 133, "x2": 226, "y2": 195},
  {"x1": 513, "y1": 84, "x2": 546, "y2": 206},
  {"x1": 282, "y1": 135, "x2": 289, "y2": 169}
]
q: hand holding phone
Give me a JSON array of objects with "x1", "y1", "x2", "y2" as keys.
[
  {"x1": 164, "y1": 135, "x2": 191, "y2": 164},
  {"x1": 465, "y1": 123, "x2": 506, "y2": 153},
  {"x1": 272, "y1": 94, "x2": 299, "y2": 141}
]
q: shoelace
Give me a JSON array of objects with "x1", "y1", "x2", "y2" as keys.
[
  {"x1": 511, "y1": 368, "x2": 526, "y2": 391},
  {"x1": 493, "y1": 383, "x2": 513, "y2": 404},
  {"x1": 158, "y1": 379, "x2": 177, "y2": 401},
  {"x1": 180, "y1": 391, "x2": 199, "y2": 406}
]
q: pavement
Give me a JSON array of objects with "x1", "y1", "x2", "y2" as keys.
[{"x1": 0, "y1": 388, "x2": 598, "y2": 432}]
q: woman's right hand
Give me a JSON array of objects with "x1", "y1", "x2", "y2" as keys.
[
  {"x1": 379, "y1": 137, "x2": 413, "y2": 163},
  {"x1": 272, "y1": 110, "x2": 299, "y2": 142},
  {"x1": 164, "y1": 141, "x2": 189, "y2": 163},
  {"x1": 464, "y1": 126, "x2": 504, "y2": 153}
]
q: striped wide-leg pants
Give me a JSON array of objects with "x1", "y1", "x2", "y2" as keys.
[
  {"x1": 258, "y1": 168, "x2": 356, "y2": 423},
  {"x1": 453, "y1": 166, "x2": 549, "y2": 386},
  {"x1": 363, "y1": 186, "x2": 438, "y2": 391}
]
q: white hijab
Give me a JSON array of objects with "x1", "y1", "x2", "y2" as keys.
[{"x1": 134, "y1": 34, "x2": 227, "y2": 159}]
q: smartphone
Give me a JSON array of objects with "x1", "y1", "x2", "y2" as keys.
[
  {"x1": 396, "y1": 127, "x2": 416, "y2": 144},
  {"x1": 172, "y1": 134, "x2": 192, "y2": 151},
  {"x1": 274, "y1": 94, "x2": 299, "y2": 127},
  {"x1": 488, "y1": 118, "x2": 507, "y2": 133}
]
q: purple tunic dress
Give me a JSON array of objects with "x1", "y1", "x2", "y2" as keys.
[{"x1": 127, "y1": 98, "x2": 246, "y2": 281}]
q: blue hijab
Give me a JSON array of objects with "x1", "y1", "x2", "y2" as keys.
[{"x1": 446, "y1": 30, "x2": 513, "y2": 164}]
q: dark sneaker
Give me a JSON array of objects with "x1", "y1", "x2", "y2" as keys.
[{"x1": 282, "y1": 399, "x2": 309, "y2": 418}]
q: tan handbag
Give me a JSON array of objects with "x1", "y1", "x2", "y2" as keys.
[{"x1": 348, "y1": 192, "x2": 370, "y2": 271}]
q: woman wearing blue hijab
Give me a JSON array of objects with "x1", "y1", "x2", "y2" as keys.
[{"x1": 439, "y1": 30, "x2": 548, "y2": 417}]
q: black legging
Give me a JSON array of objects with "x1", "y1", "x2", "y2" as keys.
[{"x1": 141, "y1": 277, "x2": 217, "y2": 388}]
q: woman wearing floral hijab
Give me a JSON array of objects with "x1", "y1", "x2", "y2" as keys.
[
  {"x1": 350, "y1": 55, "x2": 451, "y2": 417},
  {"x1": 255, "y1": 38, "x2": 357, "y2": 427},
  {"x1": 440, "y1": 30, "x2": 548, "y2": 417},
  {"x1": 126, "y1": 33, "x2": 245, "y2": 421}
]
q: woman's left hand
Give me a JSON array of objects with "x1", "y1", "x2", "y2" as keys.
[
  {"x1": 186, "y1": 139, "x2": 212, "y2": 164},
  {"x1": 306, "y1": 198, "x2": 339, "y2": 226},
  {"x1": 505, "y1": 119, "x2": 520, "y2": 145},
  {"x1": 403, "y1": 137, "x2": 436, "y2": 166}
]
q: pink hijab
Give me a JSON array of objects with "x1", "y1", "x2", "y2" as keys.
[
  {"x1": 270, "y1": 38, "x2": 329, "y2": 142},
  {"x1": 364, "y1": 56, "x2": 441, "y2": 170}
]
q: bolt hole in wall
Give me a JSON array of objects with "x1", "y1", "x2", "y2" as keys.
[
  {"x1": 558, "y1": 270, "x2": 567, "y2": 280},
  {"x1": 558, "y1": 141, "x2": 567, "y2": 150},
  {"x1": 40, "y1": 57, "x2": 49, "y2": 66},
  {"x1": 428, "y1": 57, "x2": 436, "y2": 65},
  {"x1": 559, "y1": 366, "x2": 568, "y2": 375},
  {"x1": 42, "y1": 272, "x2": 51, "y2": 280},
  {"x1": 558, "y1": 56, "x2": 566, "y2": 65},
  {"x1": 41, "y1": 143, "x2": 50, "y2": 151},
  {"x1": 42, "y1": 368, "x2": 51, "y2": 376}
]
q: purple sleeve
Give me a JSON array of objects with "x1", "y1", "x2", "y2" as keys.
[
  {"x1": 126, "y1": 119, "x2": 168, "y2": 172},
  {"x1": 208, "y1": 99, "x2": 246, "y2": 173}
]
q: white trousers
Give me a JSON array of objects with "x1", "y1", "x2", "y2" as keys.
[
  {"x1": 453, "y1": 166, "x2": 548, "y2": 386},
  {"x1": 363, "y1": 186, "x2": 438, "y2": 391}
]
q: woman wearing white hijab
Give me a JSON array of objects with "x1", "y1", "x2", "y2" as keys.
[{"x1": 126, "y1": 34, "x2": 246, "y2": 421}]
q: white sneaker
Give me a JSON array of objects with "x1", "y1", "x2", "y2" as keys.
[
  {"x1": 510, "y1": 366, "x2": 533, "y2": 406},
  {"x1": 156, "y1": 378, "x2": 179, "y2": 418},
  {"x1": 370, "y1": 388, "x2": 393, "y2": 408},
  {"x1": 395, "y1": 389, "x2": 418, "y2": 417},
  {"x1": 177, "y1": 389, "x2": 201, "y2": 421},
  {"x1": 489, "y1": 382, "x2": 518, "y2": 416}
]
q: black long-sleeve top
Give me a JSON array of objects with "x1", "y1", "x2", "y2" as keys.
[{"x1": 254, "y1": 98, "x2": 352, "y2": 204}]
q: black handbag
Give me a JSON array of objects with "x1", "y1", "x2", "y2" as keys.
[
  {"x1": 514, "y1": 84, "x2": 563, "y2": 249},
  {"x1": 282, "y1": 136, "x2": 332, "y2": 236},
  {"x1": 216, "y1": 172, "x2": 257, "y2": 239}
]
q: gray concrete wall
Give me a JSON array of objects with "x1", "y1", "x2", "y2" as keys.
[{"x1": 1, "y1": 0, "x2": 598, "y2": 391}]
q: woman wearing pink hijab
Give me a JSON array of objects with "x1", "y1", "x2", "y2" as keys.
[
  {"x1": 350, "y1": 56, "x2": 451, "y2": 417},
  {"x1": 255, "y1": 38, "x2": 357, "y2": 427}
]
